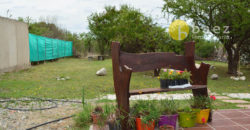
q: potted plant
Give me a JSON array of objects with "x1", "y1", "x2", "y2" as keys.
[
  {"x1": 158, "y1": 99, "x2": 179, "y2": 130},
  {"x1": 103, "y1": 105, "x2": 121, "y2": 130},
  {"x1": 159, "y1": 69, "x2": 170, "y2": 89},
  {"x1": 181, "y1": 69, "x2": 192, "y2": 84},
  {"x1": 190, "y1": 96, "x2": 215, "y2": 124},
  {"x1": 74, "y1": 104, "x2": 93, "y2": 129},
  {"x1": 159, "y1": 125, "x2": 174, "y2": 130},
  {"x1": 130, "y1": 100, "x2": 160, "y2": 130},
  {"x1": 91, "y1": 106, "x2": 103, "y2": 124},
  {"x1": 178, "y1": 106, "x2": 199, "y2": 128},
  {"x1": 159, "y1": 69, "x2": 192, "y2": 88}
]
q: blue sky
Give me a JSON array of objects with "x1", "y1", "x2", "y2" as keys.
[{"x1": 0, "y1": 0, "x2": 172, "y2": 33}]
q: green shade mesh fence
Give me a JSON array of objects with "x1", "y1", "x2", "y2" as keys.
[{"x1": 29, "y1": 33, "x2": 73, "y2": 62}]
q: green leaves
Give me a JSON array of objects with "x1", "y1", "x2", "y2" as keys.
[{"x1": 88, "y1": 5, "x2": 169, "y2": 53}]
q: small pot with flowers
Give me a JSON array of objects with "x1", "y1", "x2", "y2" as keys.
[
  {"x1": 178, "y1": 106, "x2": 199, "y2": 128},
  {"x1": 179, "y1": 69, "x2": 192, "y2": 85},
  {"x1": 158, "y1": 99, "x2": 179, "y2": 130},
  {"x1": 190, "y1": 95, "x2": 216, "y2": 124},
  {"x1": 159, "y1": 69, "x2": 170, "y2": 89},
  {"x1": 130, "y1": 100, "x2": 161, "y2": 130},
  {"x1": 159, "y1": 69, "x2": 192, "y2": 88}
]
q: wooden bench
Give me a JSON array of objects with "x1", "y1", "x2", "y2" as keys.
[{"x1": 111, "y1": 41, "x2": 210, "y2": 130}]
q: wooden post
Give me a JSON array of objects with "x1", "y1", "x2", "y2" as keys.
[
  {"x1": 111, "y1": 42, "x2": 132, "y2": 130},
  {"x1": 184, "y1": 42, "x2": 211, "y2": 121}
]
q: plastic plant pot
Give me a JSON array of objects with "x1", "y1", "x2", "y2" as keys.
[
  {"x1": 169, "y1": 80, "x2": 176, "y2": 86},
  {"x1": 179, "y1": 111, "x2": 197, "y2": 128},
  {"x1": 175, "y1": 79, "x2": 181, "y2": 85},
  {"x1": 136, "y1": 118, "x2": 155, "y2": 130},
  {"x1": 108, "y1": 121, "x2": 120, "y2": 130},
  {"x1": 158, "y1": 114, "x2": 178, "y2": 130},
  {"x1": 196, "y1": 109, "x2": 210, "y2": 124},
  {"x1": 160, "y1": 79, "x2": 168, "y2": 89},
  {"x1": 159, "y1": 125, "x2": 174, "y2": 130}
]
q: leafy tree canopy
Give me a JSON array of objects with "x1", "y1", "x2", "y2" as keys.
[
  {"x1": 162, "y1": 0, "x2": 250, "y2": 75},
  {"x1": 88, "y1": 5, "x2": 169, "y2": 54}
]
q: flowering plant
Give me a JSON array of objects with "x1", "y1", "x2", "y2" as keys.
[
  {"x1": 190, "y1": 95, "x2": 216, "y2": 109},
  {"x1": 159, "y1": 69, "x2": 191, "y2": 80},
  {"x1": 159, "y1": 69, "x2": 169, "y2": 79},
  {"x1": 181, "y1": 69, "x2": 192, "y2": 81}
]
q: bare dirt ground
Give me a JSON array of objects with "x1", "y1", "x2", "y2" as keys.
[{"x1": 0, "y1": 99, "x2": 82, "y2": 130}]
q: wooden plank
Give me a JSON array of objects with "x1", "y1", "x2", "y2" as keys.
[
  {"x1": 129, "y1": 85, "x2": 207, "y2": 96},
  {"x1": 120, "y1": 51, "x2": 188, "y2": 72}
]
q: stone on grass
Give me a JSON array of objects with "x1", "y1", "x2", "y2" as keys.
[
  {"x1": 239, "y1": 76, "x2": 246, "y2": 81},
  {"x1": 211, "y1": 74, "x2": 218, "y2": 80},
  {"x1": 210, "y1": 65, "x2": 216, "y2": 70},
  {"x1": 237, "y1": 71, "x2": 244, "y2": 76},
  {"x1": 237, "y1": 105, "x2": 250, "y2": 109},
  {"x1": 195, "y1": 63, "x2": 200, "y2": 69},
  {"x1": 65, "y1": 76, "x2": 71, "y2": 80},
  {"x1": 215, "y1": 96, "x2": 230, "y2": 99},
  {"x1": 230, "y1": 76, "x2": 240, "y2": 81},
  {"x1": 222, "y1": 100, "x2": 249, "y2": 103},
  {"x1": 96, "y1": 68, "x2": 107, "y2": 76}
]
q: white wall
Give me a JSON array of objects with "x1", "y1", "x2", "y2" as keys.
[{"x1": 0, "y1": 16, "x2": 30, "y2": 73}]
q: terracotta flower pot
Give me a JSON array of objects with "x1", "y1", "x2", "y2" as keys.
[
  {"x1": 136, "y1": 118, "x2": 155, "y2": 130},
  {"x1": 91, "y1": 113, "x2": 101, "y2": 124}
]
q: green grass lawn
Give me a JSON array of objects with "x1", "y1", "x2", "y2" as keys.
[{"x1": 0, "y1": 58, "x2": 249, "y2": 99}]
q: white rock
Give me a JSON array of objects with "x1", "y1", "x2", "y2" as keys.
[
  {"x1": 234, "y1": 77, "x2": 239, "y2": 81},
  {"x1": 61, "y1": 78, "x2": 65, "y2": 80},
  {"x1": 240, "y1": 76, "x2": 246, "y2": 81},
  {"x1": 21, "y1": 115, "x2": 28, "y2": 120},
  {"x1": 211, "y1": 74, "x2": 218, "y2": 80},
  {"x1": 195, "y1": 63, "x2": 200, "y2": 69},
  {"x1": 96, "y1": 68, "x2": 107, "y2": 76},
  {"x1": 65, "y1": 76, "x2": 70, "y2": 80},
  {"x1": 210, "y1": 65, "x2": 215, "y2": 70},
  {"x1": 237, "y1": 71, "x2": 244, "y2": 76}
]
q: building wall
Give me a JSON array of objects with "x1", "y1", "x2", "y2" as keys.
[{"x1": 0, "y1": 16, "x2": 30, "y2": 73}]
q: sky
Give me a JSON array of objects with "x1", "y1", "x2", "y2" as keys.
[{"x1": 0, "y1": 0, "x2": 172, "y2": 33}]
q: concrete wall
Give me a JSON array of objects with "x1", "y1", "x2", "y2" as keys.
[{"x1": 0, "y1": 16, "x2": 30, "y2": 73}]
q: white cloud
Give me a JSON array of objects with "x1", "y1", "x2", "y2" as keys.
[{"x1": 0, "y1": 0, "x2": 170, "y2": 33}]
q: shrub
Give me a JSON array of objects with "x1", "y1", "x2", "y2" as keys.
[
  {"x1": 74, "y1": 104, "x2": 93, "y2": 128},
  {"x1": 196, "y1": 41, "x2": 215, "y2": 58}
]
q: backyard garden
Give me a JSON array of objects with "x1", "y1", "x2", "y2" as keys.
[
  {"x1": 0, "y1": 58, "x2": 249, "y2": 99},
  {"x1": 0, "y1": 0, "x2": 249, "y2": 129},
  {"x1": 0, "y1": 58, "x2": 249, "y2": 129}
]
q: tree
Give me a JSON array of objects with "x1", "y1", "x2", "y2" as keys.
[
  {"x1": 162, "y1": 0, "x2": 250, "y2": 75},
  {"x1": 88, "y1": 5, "x2": 169, "y2": 54}
]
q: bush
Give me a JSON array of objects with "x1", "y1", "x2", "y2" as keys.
[
  {"x1": 74, "y1": 104, "x2": 93, "y2": 128},
  {"x1": 196, "y1": 41, "x2": 216, "y2": 58}
]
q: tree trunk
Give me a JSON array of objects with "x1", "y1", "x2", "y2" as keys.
[
  {"x1": 225, "y1": 43, "x2": 240, "y2": 76},
  {"x1": 154, "y1": 68, "x2": 160, "y2": 76}
]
